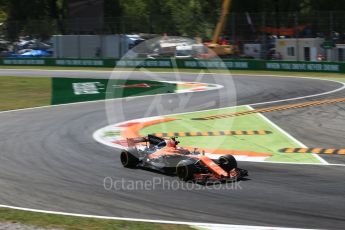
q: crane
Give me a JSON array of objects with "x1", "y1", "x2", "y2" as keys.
[
  {"x1": 203, "y1": 0, "x2": 237, "y2": 58},
  {"x1": 212, "y1": 0, "x2": 232, "y2": 44}
]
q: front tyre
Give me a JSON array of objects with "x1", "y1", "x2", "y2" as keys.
[
  {"x1": 176, "y1": 159, "x2": 195, "y2": 181},
  {"x1": 120, "y1": 151, "x2": 139, "y2": 168},
  {"x1": 218, "y1": 154, "x2": 237, "y2": 171}
]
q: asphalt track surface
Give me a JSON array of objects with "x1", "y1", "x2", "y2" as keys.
[{"x1": 0, "y1": 69, "x2": 345, "y2": 229}]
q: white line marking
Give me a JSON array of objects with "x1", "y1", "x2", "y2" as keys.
[
  {"x1": 243, "y1": 160, "x2": 345, "y2": 167},
  {"x1": 0, "y1": 204, "x2": 315, "y2": 230},
  {"x1": 312, "y1": 153, "x2": 330, "y2": 164},
  {"x1": 249, "y1": 81, "x2": 345, "y2": 107},
  {"x1": 247, "y1": 105, "x2": 329, "y2": 165},
  {"x1": 247, "y1": 105, "x2": 307, "y2": 147}
]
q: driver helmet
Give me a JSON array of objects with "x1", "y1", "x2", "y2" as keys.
[{"x1": 166, "y1": 140, "x2": 177, "y2": 148}]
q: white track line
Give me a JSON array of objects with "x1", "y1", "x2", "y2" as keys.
[
  {"x1": 248, "y1": 105, "x2": 307, "y2": 147},
  {"x1": 0, "y1": 204, "x2": 316, "y2": 230},
  {"x1": 244, "y1": 161, "x2": 345, "y2": 167},
  {"x1": 248, "y1": 105, "x2": 329, "y2": 165}
]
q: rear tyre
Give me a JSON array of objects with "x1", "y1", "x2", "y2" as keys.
[
  {"x1": 218, "y1": 154, "x2": 237, "y2": 171},
  {"x1": 176, "y1": 159, "x2": 195, "y2": 181},
  {"x1": 120, "y1": 151, "x2": 139, "y2": 168}
]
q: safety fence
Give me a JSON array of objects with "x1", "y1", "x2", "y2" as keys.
[{"x1": 0, "y1": 58, "x2": 344, "y2": 73}]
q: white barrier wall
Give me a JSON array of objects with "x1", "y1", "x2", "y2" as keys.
[
  {"x1": 275, "y1": 38, "x2": 325, "y2": 61},
  {"x1": 52, "y1": 35, "x2": 79, "y2": 58},
  {"x1": 102, "y1": 35, "x2": 127, "y2": 58},
  {"x1": 80, "y1": 35, "x2": 101, "y2": 58},
  {"x1": 52, "y1": 35, "x2": 131, "y2": 58}
]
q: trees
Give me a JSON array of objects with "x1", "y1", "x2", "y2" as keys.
[
  {"x1": 1, "y1": 0, "x2": 345, "y2": 40},
  {"x1": 117, "y1": 0, "x2": 223, "y2": 37},
  {"x1": 1, "y1": 0, "x2": 64, "y2": 40}
]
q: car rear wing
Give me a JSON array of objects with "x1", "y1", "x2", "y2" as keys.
[{"x1": 147, "y1": 134, "x2": 165, "y2": 145}]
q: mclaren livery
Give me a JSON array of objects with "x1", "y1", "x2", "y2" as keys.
[{"x1": 120, "y1": 135, "x2": 248, "y2": 183}]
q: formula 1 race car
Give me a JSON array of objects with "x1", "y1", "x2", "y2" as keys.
[{"x1": 120, "y1": 135, "x2": 248, "y2": 183}]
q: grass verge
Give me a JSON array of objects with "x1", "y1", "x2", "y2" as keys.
[
  {"x1": 0, "y1": 208, "x2": 192, "y2": 230},
  {"x1": 0, "y1": 76, "x2": 51, "y2": 111}
]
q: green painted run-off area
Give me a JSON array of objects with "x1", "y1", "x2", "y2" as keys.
[
  {"x1": 140, "y1": 106, "x2": 322, "y2": 164},
  {"x1": 52, "y1": 78, "x2": 176, "y2": 104}
]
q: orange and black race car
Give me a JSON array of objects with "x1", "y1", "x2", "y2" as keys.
[{"x1": 120, "y1": 134, "x2": 248, "y2": 183}]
